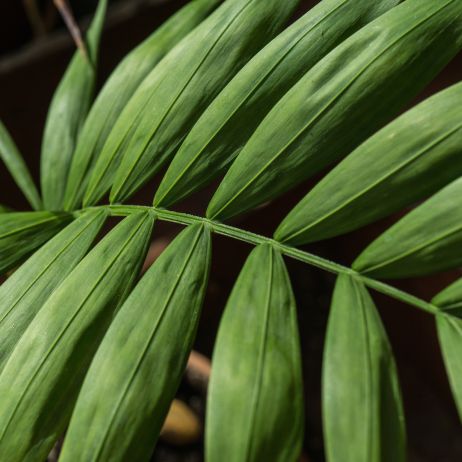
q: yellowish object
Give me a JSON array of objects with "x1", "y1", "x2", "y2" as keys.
[{"x1": 160, "y1": 399, "x2": 202, "y2": 446}]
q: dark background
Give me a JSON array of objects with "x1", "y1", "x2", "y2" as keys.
[{"x1": 0, "y1": 1, "x2": 461, "y2": 461}]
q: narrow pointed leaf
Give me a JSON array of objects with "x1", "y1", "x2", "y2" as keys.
[
  {"x1": 323, "y1": 275, "x2": 405, "y2": 462},
  {"x1": 40, "y1": 0, "x2": 107, "y2": 210},
  {"x1": 60, "y1": 224, "x2": 211, "y2": 462},
  {"x1": 0, "y1": 211, "x2": 72, "y2": 275},
  {"x1": 206, "y1": 245, "x2": 304, "y2": 462},
  {"x1": 353, "y1": 177, "x2": 462, "y2": 278},
  {"x1": 276, "y1": 82, "x2": 462, "y2": 245},
  {"x1": 435, "y1": 314, "x2": 462, "y2": 420},
  {"x1": 0, "y1": 121, "x2": 42, "y2": 210},
  {"x1": 84, "y1": 0, "x2": 299, "y2": 206},
  {"x1": 433, "y1": 279, "x2": 462, "y2": 420},
  {"x1": 207, "y1": 0, "x2": 462, "y2": 221},
  {"x1": 433, "y1": 278, "x2": 462, "y2": 316},
  {"x1": 154, "y1": 0, "x2": 401, "y2": 208},
  {"x1": 63, "y1": 0, "x2": 223, "y2": 211},
  {"x1": 0, "y1": 212, "x2": 153, "y2": 462},
  {"x1": 0, "y1": 209, "x2": 107, "y2": 371}
]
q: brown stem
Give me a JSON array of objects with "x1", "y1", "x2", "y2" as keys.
[{"x1": 53, "y1": 0, "x2": 89, "y2": 60}]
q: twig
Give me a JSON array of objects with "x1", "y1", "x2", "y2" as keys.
[{"x1": 53, "y1": 0, "x2": 89, "y2": 60}]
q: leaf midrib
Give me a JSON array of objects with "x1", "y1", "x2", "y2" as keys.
[
  {"x1": 361, "y1": 221, "x2": 462, "y2": 274},
  {"x1": 243, "y1": 246, "x2": 273, "y2": 461},
  {"x1": 354, "y1": 281, "x2": 374, "y2": 462},
  {"x1": 283, "y1": 120, "x2": 462, "y2": 242},
  {"x1": 0, "y1": 216, "x2": 62, "y2": 240},
  {"x1": 91, "y1": 225, "x2": 204, "y2": 461}
]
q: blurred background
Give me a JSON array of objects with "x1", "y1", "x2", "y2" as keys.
[{"x1": 0, "y1": 1, "x2": 461, "y2": 461}]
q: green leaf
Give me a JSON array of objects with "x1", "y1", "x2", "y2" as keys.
[
  {"x1": 435, "y1": 313, "x2": 462, "y2": 420},
  {"x1": 0, "y1": 209, "x2": 107, "y2": 371},
  {"x1": 353, "y1": 177, "x2": 462, "y2": 278},
  {"x1": 83, "y1": 0, "x2": 299, "y2": 207},
  {"x1": 433, "y1": 281, "x2": 462, "y2": 419},
  {"x1": 0, "y1": 211, "x2": 72, "y2": 275},
  {"x1": 323, "y1": 275, "x2": 405, "y2": 462},
  {"x1": 0, "y1": 206, "x2": 9, "y2": 213},
  {"x1": 206, "y1": 245, "x2": 303, "y2": 462},
  {"x1": 60, "y1": 224, "x2": 211, "y2": 462},
  {"x1": 275, "y1": 82, "x2": 462, "y2": 245},
  {"x1": 40, "y1": 0, "x2": 107, "y2": 211},
  {"x1": 432, "y1": 278, "x2": 462, "y2": 316},
  {"x1": 63, "y1": 0, "x2": 222, "y2": 211},
  {"x1": 207, "y1": 0, "x2": 462, "y2": 221},
  {"x1": 154, "y1": 0, "x2": 401, "y2": 208},
  {"x1": 0, "y1": 121, "x2": 42, "y2": 210},
  {"x1": 0, "y1": 212, "x2": 153, "y2": 462}
]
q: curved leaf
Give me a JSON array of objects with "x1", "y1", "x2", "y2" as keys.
[
  {"x1": 60, "y1": 224, "x2": 211, "y2": 462},
  {"x1": 433, "y1": 278, "x2": 462, "y2": 316},
  {"x1": 206, "y1": 245, "x2": 303, "y2": 462},
  {"x1": 40, "y1": 0, "x2": 107, "y2": 210},
  {"x1": 63, "y1": 0, "x2": 222, "y2": 211},
  {"x1": 83, "y1": 0, "x2": 299, "y2": 206},
  {"x1": 353, "y1": 177, "x2": 462, "y2": 278},
  {"x1": 323, "y1": 275, "x2": 405, "y2": 462},
  {"x1": 0, "y1": 212, "x2": 153, "y2": 462},
  {"x1": 207, "y1": 0, "x2": 462, "y2": 221},
  {"x1": 0, "y1": 121, "x2": 42, "y2": 210},
  {"x1": 276, "y1": 82, "x2": 462, "y2": 245},
  {"x1": 435, "y1": 314, "x2": 462, "y2": 420},
  {"x1": 0, "y1": 209, "x2": 107, "y2": 371},
  {"x1": 0, "y1": 211, "x2": 72, "y2": 275},
  {"x1": 154, "y1": 0, "x2": 401, "y2": 208}
]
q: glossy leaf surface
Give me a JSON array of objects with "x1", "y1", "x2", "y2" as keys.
[
  {"x1": 206, "y1": 245, "x2": 304, "y2": 462},
  {"x1": 207, "y1": 0, "x2": 462, "y2": 220},
  {"x1": 40, "y1": 0, "x2": 107, "y2": 210},
  {"x1": 323, "y1": 275, "x2": 405, "y2": 462},
  {"x1": 63, "y1": 0, "x2": 222, "y2": 211},
  {"x1": 60, "y1": 224, "x2": 211, "y2": 462},
  {"x1": 0, "y1": 121, "x2": 42, "y2": 210},
  {"x1": 154, "y1": 0, "x2": 401, "y2": 207},
  {"x1": 354, "y1": 177, "x2": 462, "y2": 278},
  {"x1": 276, "y1": 82, "x2": 462, "y2": 245},
  {"x1": 84, "y1": 0, "x2": 298, "y2": 206},
  {"x1": 0, "y1": 212, "x2": 153, "y2": 462},
  {"x1": 0, "y1": 209, "x2": 107, "y2": 371},
  {"x1": 0, "y1": 211, "x2": 72, "y2": 275}
]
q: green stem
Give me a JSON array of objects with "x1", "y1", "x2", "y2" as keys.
[{"x1": 82, "y1": 204, "x2": 440, "y2": 316}]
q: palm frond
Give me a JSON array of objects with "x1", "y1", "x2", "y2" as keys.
[{"x1": 1, "y1": 0, "x2": 461, "y2": 459}]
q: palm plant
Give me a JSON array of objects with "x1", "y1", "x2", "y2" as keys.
[{"x1": 0, "y1": 0, "x2": 461, "y2": 460}]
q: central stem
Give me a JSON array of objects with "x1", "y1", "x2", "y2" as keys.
[{"x1": 81, "y1": 204, "x2": 441, "y2": 316}]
